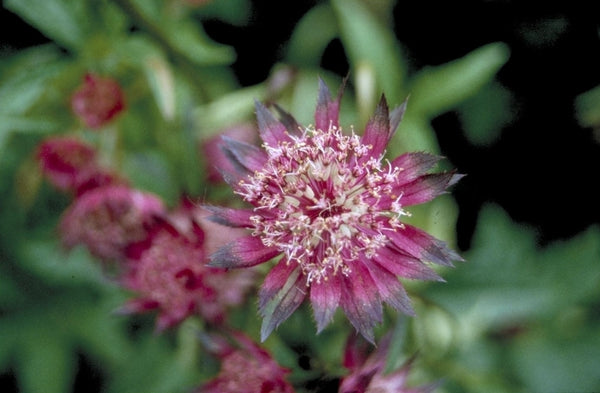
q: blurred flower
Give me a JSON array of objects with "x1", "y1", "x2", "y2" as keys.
[
  {"x1": 201, "y1": 123, "x2": 259, "y2": 184},
  {"x1": 340, "y1": 334, "x2": 440, "y2": 393},
  {"x1": 209, "y1": 79, "x2": 463, "y2": 342},
  {"x1": 71, "y1": 73, "x2": 126, "y2": 129},
  {"x1": 37, "y1": 135, "x2": 123, "y2": 196},
  {"x1": 59, "y1": 185, "x2": 165, "y2": 261},
  {"x1": 197, "y1": 330, "x2": 294, "y2": 393},
  {"x1": 120, "y1": 201, "x2": 255, "y2": 330}
]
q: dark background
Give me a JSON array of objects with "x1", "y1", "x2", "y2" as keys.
[{"x1": 2, "y1": 1, "x2": 600, "y2": 248}]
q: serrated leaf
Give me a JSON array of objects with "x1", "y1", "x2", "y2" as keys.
[{"x1": 409, "y1": 42, "x2": 510, "y2": 118}]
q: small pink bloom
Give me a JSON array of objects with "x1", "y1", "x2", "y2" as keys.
[
  {"x1": 121, "y1": 203, "x2": 255, "y2": 330},
  {"x1": 59, "y1": 185, "x2": 165, "y2": 261},
  {"x1": 37, "y1": 136, "x2": 96, "y2": 192},
  {"x1": 340, "y1": 334, "x2": 440, "y2": 393},
  {"x1": 197, "y1": 331, "x2": 295, "y2": 393},
  {"x1": 209, "y1": 79, "x2": 463, "y2": 342},
  {"x1": 71, "y1": 73, "x2": 125, "y2": 129},
  {"x1": 201, "y1": 123, "x2": 259, "y2": 184}
]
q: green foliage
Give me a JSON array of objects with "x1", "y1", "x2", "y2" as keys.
[{"x1": 1, "y1": 1, "x2": 596, "y2": 392}]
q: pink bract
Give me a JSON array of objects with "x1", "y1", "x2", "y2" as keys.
[
  {"x1": 209, "y1": 79, "x2": 463, "y2": 342},
  {"x1": 71, "y1": 73, "x2": 126, "y2": 129}
]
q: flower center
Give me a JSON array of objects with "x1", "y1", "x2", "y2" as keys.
[{"x1": 238, "y1": 125, "x2": 409, "y2": 284}]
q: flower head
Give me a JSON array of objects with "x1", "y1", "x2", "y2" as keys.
[
  {"x1": 197, "y1": 330, "x2": 295, "y2": 393},
  {"x1": 121, "y1": 204, "x2": 255, "y2": 330},
  {"x1": 71, "y1": 73, "x2": 126, "y2": 129},
  {"x1": 209, "y1": 79, "x2": 463, "y2": 342},
  {"x1": 340, "y1": 334, "x2": 440, "y2": 393},
  {"x1": 59, "y1": 185, "x2": 165, "y2": 261}
]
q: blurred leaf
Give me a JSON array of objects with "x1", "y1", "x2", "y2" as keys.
[
  {"x1": 575, "y1": 83, "x2": 600, "y2": 128},
  {"x1": 4, "y1": 0, "x2": 92, "y2": 50},
  {"x1": 457, "y1": 81, "x2": 514, "y2": 146},
  {"x1": 286, "y1": 3, "x2": 338, "y2": 68},
  {"x1": 122, "y1": 150, "x2": 179, "y2": 205},
  {"x1": 332, "y1": 0, "x2": 406, "y2": 105},
  {"x1": 16, "y1": 328, "x2": 75, "y2": 393},
  {"x1": 409, "y1": 42, "x2": 510, "y2": 118},
  {"x1": 193, "y1": 0, "x2": 252, "y2": 26}
]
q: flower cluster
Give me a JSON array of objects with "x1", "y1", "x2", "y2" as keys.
[
  {"x1": 209, "y1": 79, "x2": 463, "y2": 342},
  {"x1": 71, "y1": 73, "x2": 126, "y2": 129}
]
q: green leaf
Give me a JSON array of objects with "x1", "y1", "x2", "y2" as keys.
[
  {"x1": 409, "y1": 42, "x2": 510, "y2": 118},
  {"x1": 286, "y1": 3, "x2": 338, "y2": 67},
  {"x1": 331, "y1": 0, "x2": 407, "y2": 104},
  {"x1": 16, "y1": 328, "x2": 75, "y2": 393},
  {"x1": 4, "y1": 0, "x2": 92, "y2": 50}
]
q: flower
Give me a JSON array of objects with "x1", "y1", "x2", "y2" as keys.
[
  {"x1": 59, "y1": 185, "x2": 165, "y2": 261},
  {"x1": 71, "y1": 73, "x2": 126, "y2": 129},
  {"x1": 121, "y1": 203, "x2": 255, "y2": 330},
  {"x1": 37, "y1": 135, "x2": 122, "y2": 196},
  {"x1": 339, "y1": 334, "x2": 440, "y2": 393},
  {"x1": 209, "y1": 79, "x2": 463, "y2": 342},
  {"x1": 197, "y1": 330, "x2": 295, "y2": 393}
]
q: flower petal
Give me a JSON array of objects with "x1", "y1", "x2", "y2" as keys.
[
  {"x1": 392, "y1": 171, "x2": 458, "y2": 206},
  {"x1": 209, "y1": 235, "x2": 280, "y2": 268},
  {"x1": 373, "y1": 244, "x2": 443, "y2": 281},
  {"x1": 315, "y1": 77, "x2": 343, "y2": 131},
  {"x1": 220, "y1": 135, "x2": 268, "y2": 172},
  {"x1": 273, "y1": 104, "x2": 303, "y2": 136},
  {"x1": 387, "y1": 224, "x2": 463, "y2": 267},
  {"x1": 388, "y1": 98, "x2": 408, "y2": 135},
  {"x1": 390, "y1": 152, "x2": 442, "y2": 184},
  {"x1": 256, "y1": 100, "x2": 291, "y2": 146},
  {"x1": 360, "y1": 95, "x2": 392, "y2": 161},
  {"x1": 341, "y1": 264, "x2": 383, "y2": 344},
  {"x1": 363, "y1": 260, "x2": 414, "y2": 316},
  {"x1": 310, "y1": 273, "x2": 342, "y2": 333},
  {"x1": 259, "y1": 260, "x2": 307, "y2": 341},
  {"x1": 203, "y1": 205, "x2": 255, "y2": 228}
]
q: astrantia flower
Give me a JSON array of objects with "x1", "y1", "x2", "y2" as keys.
[
  {"x1": 197, "y1": 330, "x2": 294, "y2": 393},
  {"x1": 209, "y1": 79, "x2": 463, "y2": 342},
  {"x1": 59, "y1": 185, "x2": 164, "y2": 261},
  {"x1": 121, "y1": 205, "x2": 255, "y2": 330},
  {"x1": 71, "y1": 73, "x2": 125, "y2": 129},
  {"x1": 339, "y1": 334, "x2": 440, "y2": 393}
]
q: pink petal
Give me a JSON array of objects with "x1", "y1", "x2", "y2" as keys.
[
  {"x1": 209, "y1": 235, "x2": 280, "y2": 268},
  {"x1": 387, "y1": 224, "x2": 463, "y2": 267},
  {"x1": 341, "y1": 263, "x2": 383, "y2": 344},
  {"x1": 388, "y1": 98, "x2": 408, "y2": 135},
  {"x1": 315, "y1": 77, "x2": 342, "y2": 131},
  {"x1": 390, "y1": 152, "x2": 442, "y2": 184},
  {"x1": 363, "y1": 260, "x2": 414, "y2": 316},
  {"x1": 256, "y1": 101, "x2": 291, "y2": 146},
  {"x1": 372, "y1": 243, "x2": 443, "y2": 280},
  {"x1": 391, "y1": 171, "x2": 458, "y2": 206},
  {"x1": 204, "y1": 205, "x2": 255, "y2": 228},
  {"x1": 360, "y1": 95, "x2": 392, "y2": 162},
  {"x1": 309, "y1": 273, "x2": 342, "y2": 333},
  {"x1": 220, "y1": 135, "x2": 268, "y2": 172},
  {"x1": 259, "y1": 260, "x2": 306, "y2": 341},
  {"x1": 273, "y1": 104, "x2": 303, "y2": 136}
]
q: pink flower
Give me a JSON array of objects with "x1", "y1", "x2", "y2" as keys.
[
  {"x1": 37, "y1": 135, "x2": 123, "y2": 195},
  {"x1": 121, "y1": 203, "x2": 255, "y2": 330},
  {"x1": 340, "y1": 334, "x2": 440, "y2": 393},
  {"x1": 209, "y1": 79, "x2": 463, "y2": 342},
  {"x1": 71, "y1": 73, "x2": 126, "y2": 129},
  {"x1": 59, "y1": 185, "x2": 165, "y2": 261},
  {"x1": 197, "y1": 331, "x2": 295, "y2": 393}
]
